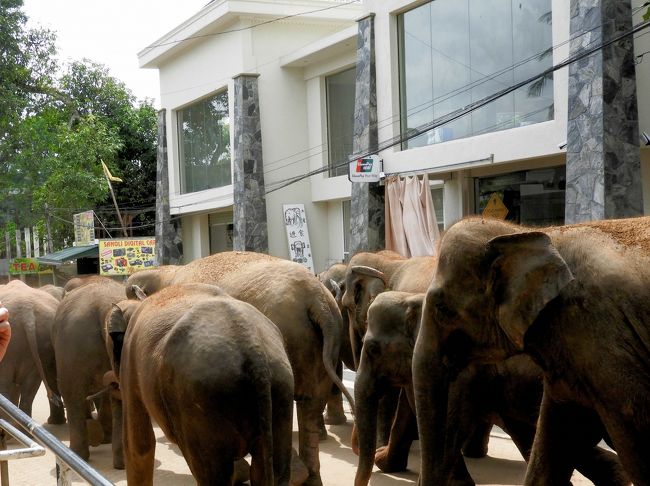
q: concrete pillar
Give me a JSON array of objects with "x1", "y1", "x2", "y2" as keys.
[
  {"x1": 155, "y1": 109, "x2": 183, "y2": 265},
  {"x1": 350, "y1": 13, "x2": 385, "y2": 254},
  {"x1": 565, "y1": 0, "x2": 642, "y2": 223},
  {"x1": 232, "y1": 74, "x2": 269, "y2": 253},
  {"x1": 181, "y1": 214, "x2": 210, "y2": 261}
]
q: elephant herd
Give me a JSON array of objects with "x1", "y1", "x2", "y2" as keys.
[{"x1": 1, "y1": 214, "x2": 649, "y2": 485}]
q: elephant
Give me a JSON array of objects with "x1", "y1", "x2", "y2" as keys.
[
  {"x1": 341, "y1": 252, "x2": 496, "y2": 473},
  {"x1": 412, "y1": 217, "x2": 650, "y2": 485},
  {"x1": 0, "y1": 280, "x2": 65, "y2": 424},
  {"x1": 106, "y1": 283, "x2": 295, "y2": 486},
  {"x1": 52, "y1": 276, "x2": 126, "y2": 468},
  {"x1": 39, "y1": 284, "x2": 65, "y2": 302},
  {"x1": 355, "y1": 291, "x2": 550, "y2": 486},
  {"x1": 317, "y1": 262, "x2": 353, "y2": 427},
  {"x1": 126, "y1": 251, "x2": 353, "y2": 486}
]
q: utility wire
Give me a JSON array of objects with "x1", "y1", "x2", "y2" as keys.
[
  {"x1": 264, "y1": 18, "x2": 650, "y2": 195},
  {"x1": 145, "y1": 0, "x2": 360, "y2": 50}
]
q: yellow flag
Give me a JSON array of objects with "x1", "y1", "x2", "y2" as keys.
[{"x1": 101, "y1": 160, "x2": 123, "y2": 183}]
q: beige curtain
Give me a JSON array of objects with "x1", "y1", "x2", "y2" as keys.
[{"x1": 385, "y1": 173, "x2": 440, "y2": 257}]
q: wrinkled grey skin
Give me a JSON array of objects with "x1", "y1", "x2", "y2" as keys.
[
  {"x1": 414, "y1": 218, "x2": 636, "y2": 485},
  {"x1": 126, "y1": 253, "x2": 353, "y2": 486},
  {"x1": 354, "y1": 291, "x2": 546, "y2": 486},
  {"x1": 0, "y1": 280, "x2": 65, "y2": 424},
  {"x1": 107, "y1": 283, "x2": 294, "y2": 486},
  {"x1": 52, "y1": 277, "x2": 126, "y2": 469},
  {"x1": 39, "y1": 284, "x2": 65, "y2": 302}
]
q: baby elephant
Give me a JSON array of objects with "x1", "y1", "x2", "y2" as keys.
[{"x1": 107, "y1": 283, "x2": 295, "y2": 486}]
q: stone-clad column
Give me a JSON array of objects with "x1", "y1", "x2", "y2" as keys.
[
  {"x1": 565, "y1": 0, "x2": 642, "y2": 223},
  {"x1": 350, "y1": 13, "x2": 384, "y2": 255},
  {"x1": 232, "y1": 74, "x2": 269, "y2": 253},
  {"x1": 155, "y1": 109, "x2": 182, "y2": 265}
]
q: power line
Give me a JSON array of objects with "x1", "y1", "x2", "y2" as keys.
[
  {"x1": 145, "y1": 0, "x2": 361, "y2": 50},
  {"x1": 264, "y1": 17, "x2": 650, "y2": 195}
]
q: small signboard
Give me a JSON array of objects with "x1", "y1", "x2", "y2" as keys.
[
  {"x1": 349, "y1": 155, "x2": 383, "y2": 183},
  {"x1": 283, "y1": 204, "x2": 314, "y2": 273},
  {"x1": 98, "y1": 237, "x2": 156, "y2": 276},
  {"x1": 9, "y1": 258, "x2": 41, "y2": 275},
  {"x1": 482, "y1": 192, "x2": 509, "y2": 220},
  {"x1": 73, "y1": 211, "x2": 96, "y2": 246}
]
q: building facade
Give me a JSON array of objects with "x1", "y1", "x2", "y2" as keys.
[{"x1": 139, "y1": 0, "x2": 650, "y2": 272}]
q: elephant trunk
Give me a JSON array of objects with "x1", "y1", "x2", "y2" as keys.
[
  {"x1": 354, "y1": 362, "x2": 380, "y2": 486},
  {"x1": 412, "y1": 315, "x2": 451, "y2": 486}
]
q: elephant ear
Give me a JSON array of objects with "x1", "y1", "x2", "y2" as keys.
[{"x1": 486, "y1": 232, "x2": 574, "y2": 350}]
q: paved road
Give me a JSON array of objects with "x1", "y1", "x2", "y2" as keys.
[{"x1": 1, "y1": 384, "x2": 593, "y2": 485}]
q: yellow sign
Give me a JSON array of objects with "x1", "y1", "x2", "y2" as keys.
[
  {"x1": 482, "y1": 193, "x2": 509, "y2": 220},
  {"x1": 99, "y1": 238, "x2": 156, "y2": 276}
]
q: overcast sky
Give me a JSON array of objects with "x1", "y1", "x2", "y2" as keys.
[{"x1": 22, "y1": 0, "x2": 209, "y2": 107}]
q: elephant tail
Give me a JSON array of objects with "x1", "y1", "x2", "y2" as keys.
[
  {"x1": 23, "y1": 307, "x2": 63, "y2": 407},
  {"x1": 310, "y1": 290, "x2": 356, "y2": 416}
]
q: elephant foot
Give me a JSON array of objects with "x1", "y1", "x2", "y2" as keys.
[
  {"x1": 318, "y1": 415, "x2": 328, "y2": 441},
  {"x1": 374, "y1": 445, "x2": 408, "y2": 473},
  {"x1": 462, "y1": 423, "x2": 491, "y2": 459},
  {"x1": 47, "y1": 413, "x2": 66, "y2": 425},
  {"x1": 324, "y1": 398, "x2": 347, "y2": 425},
  {"x1": 290, "y1": 449, "x2": 309, "y2": 486},
  {"x1": 113, "y1": 456, "x2": 125, "y2": 470},
  {"x1": 86, "y1": 418, "x2": 104, "y2": 447},
  {"x1": 233, "y1": 458, "x2": 250, "y2": 484}
]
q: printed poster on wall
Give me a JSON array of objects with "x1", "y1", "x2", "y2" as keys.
[
  {"x1": 73, "y1": 211, "x2": 96, "y2": 246},
  {"x1": 99, "y1": 237, "x2": 156, "y2": 276},
  {"x1": 283, "y1": 204, "x2": 314, "y2": 273}
]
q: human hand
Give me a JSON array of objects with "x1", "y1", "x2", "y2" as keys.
[{"x1": 0, "y1": 305, "x2": 11, "y2": 362}]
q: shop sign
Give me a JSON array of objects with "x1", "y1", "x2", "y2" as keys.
[
  {"x1": 73, "y1": 211, "x2": 96, "y2": 246},
  {"x1": 283, "y1": 204, "x2": 314, "y2": 273},
  {"x1": 349, "y1": 155, "x2": 383, "y2": 182},
  {"x1": 99, "y1": 237, "x2": 156, "y2": 276},
  {"x1": 9, "y1": 258, "x2": 41, "y2": 275},
  {"x1": 482, "y1": 193, "x2": 509, "y2": 220}
]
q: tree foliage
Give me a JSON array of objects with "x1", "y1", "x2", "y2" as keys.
[{"x1": 0, "y1": 1, "x2": 158, "y2": 254}]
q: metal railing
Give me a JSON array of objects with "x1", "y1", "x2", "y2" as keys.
[{"x1": 0, "y1": 393, "x2": 113, "y2": 486}]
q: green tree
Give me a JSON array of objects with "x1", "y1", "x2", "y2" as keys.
[{"x1": 0, "y1": 2, "x2": 158, "y2": 252}]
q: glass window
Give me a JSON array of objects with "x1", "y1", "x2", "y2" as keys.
[
  {"x1": 177, "y1": 90, "x2": 231, "y2": 194},
  {"x1": 399, "y1": 0, "x2": 553, "y2": 148},
  {"x1": 475, "y1": 166, "x2": 565, "y2": 227},
  {"x1": 326, "y1": 68, "x2": 356, "y2": 177},
  {"x1": 430, "y1": 185, "x2": 444, "y2": 232}
]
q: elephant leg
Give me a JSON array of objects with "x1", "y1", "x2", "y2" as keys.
[
  {"x1": 111, "y1": 396, "x2": 124, "y2": 470},
  {"x1": 96, "y1": 393, "x2": 112, "y2": 445},
  {"x1": 324, "y1": 389, "x2": 346, "y2": 425},
  {"x1": 461, "y1": 420, "x2": 491, "y2": 459},
  {"x1": 272, "y1": 383, "x2": 294, "y2": 486},
  {"x1": 589, "y1": 414, "x2": 640, "y2": 486},
  {"x1": 66, "y1": 397, "x2": 91, "y2": 460},
  {"x1": 499, "y1": 417, "x2": 536, "y2": 461},
  {"x1": 524, "y1": 393, "x2": 583, "y2": 486},
  {"x1": 296, "y1": 398, "x2": 324, "y2": 486},
  {"x1": 17, "y1": 373, "x2": 40, "y2": 418},
  {"x1": 573, "y1": 446, "x2": 629, "y2": 486},
  {"x1": 374, "y1": 388, "x2": 416, "y2": 473},
  {"x1": 123, "y1": 394, "x2": 156, "y2": 486},
  {"x1": 324, "y1": 363, "x2": 347, "y2": 426},
  {"x1": 377, "y1": 387, "x2": 399, "y2": 446}
]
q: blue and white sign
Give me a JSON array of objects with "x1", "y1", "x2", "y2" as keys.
[{"x1": 348, "y1": 154, "x2": 383, "y2": 182}]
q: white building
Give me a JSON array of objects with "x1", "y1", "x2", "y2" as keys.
[{"x1": 139, "y1": 0, "x2": 650, "y2": 272}]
